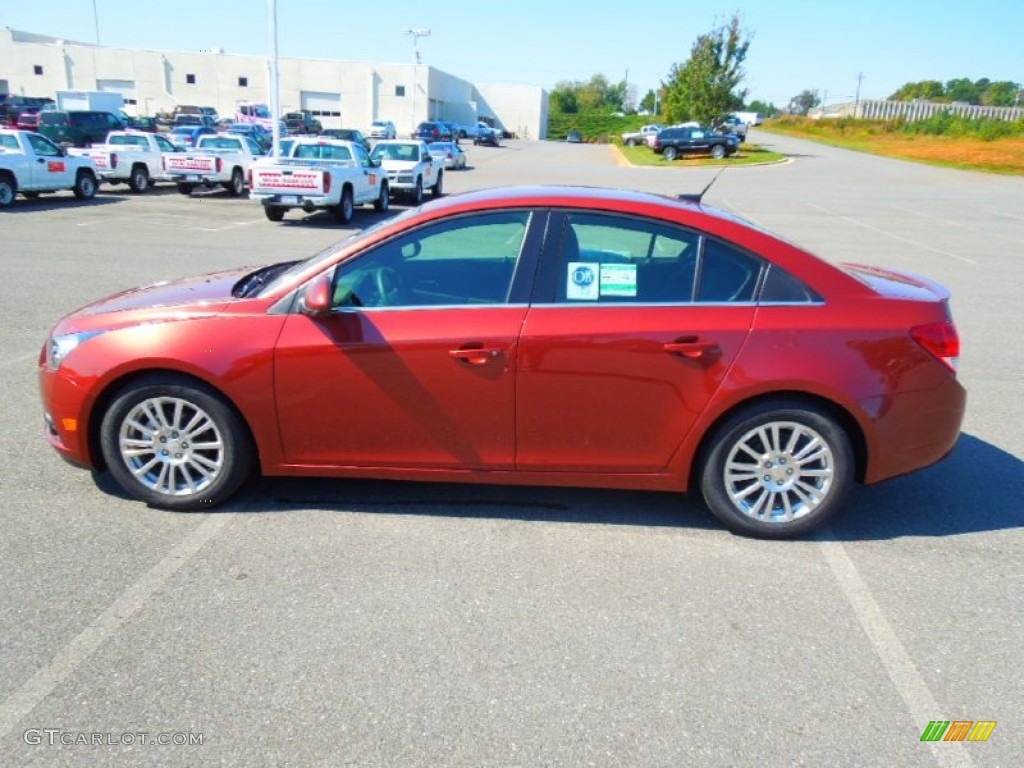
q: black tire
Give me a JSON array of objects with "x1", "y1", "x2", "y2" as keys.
[
  {"x1": 432, "y1": 170, "x2": 444, "y2": 198},
  {"x1": 699, "y1": 400, "x2": 854, "y2": 539},
  {"x1": 332, "y1": 186, "x2": 354, "y2": 224},
  {"x1": 663, "y1": 146, "x2": 678, "y2": 161},
  {"x1": 225, "y1": 168, "x2": 245, "y2": 197},
  {"x1": 373, "y1": 181, "x2": 390, "y2": 212},
  {"x1": 626, "y1": 138, "x2": 637, "y2": 147},
  {"x1": 73, "y1": 170, "x2": 98, "y2": 200},
  {"x1": 99, "y1": 376, "x2": 255, "y2": 511},
  {"x1": 0, "y1": 176, "x2": 18, "y2": 206},
  {"x1": 410, "y1": 177, "x2": 424, "y2": 206},
  {"x1": 176, "y1": 182, "x2": 195, "y2": 196},
  {"x1": 23, "y1": 191, "x2": 41, "y2": 199},
  {"x1": 711, "y1": 144, "x2": 727, "y2": 160},
  {"x1": 264, "y1": 205, "x2": 285, "y2": 222},
  {"x1": 128, "y1": 164, "x2": 149, "y2": 193}
]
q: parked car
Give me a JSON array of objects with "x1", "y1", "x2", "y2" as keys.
[
  {"x1": 167, "y1": 125, "x2": 218, "y2": 149},
  {"x1": 427, "y1": 141, "x2": 467, "y2": 170},
  {"x1": 368, "y1": 120, "x2": 397, "y2": 140},
  {"x1": 37, "y1": 186, "x2": 966, "y2": 539},
  {"x1": 716, "y1": 116, "x2": 748, "y2": 142},
  {"x1": 0, "y1": 95, "x2": 54, "y2": 126},
  {"x1": 474, "y1": 125, "x2": 501, "y2": 146},
  {"x1": 227, "y1": 123, "x2": 273, "y2": 152},
  {"x1": 174, "y1": 114, "x2": 218, "y2": 130},
  {"x1": 566, "y1": 130, "x2": 583, "y2": 143},
  {"x1": 126, "y1": 116, "x2": 159, "y2": 132},
  {"x1": 438, "y1": 121, "x2": 463, "y2": 143},
  {"x1": 321, "y1": 128, "x2": 371, "y2": 151},
  {"x1": 412, "y1": 121, "x2": 451, "y2": 143},
  {"x1": 652, "y1": 126, "x2": 739, "y2": 161},
  {"x1": 283, "y1": 110, "x2": 323, "y2": 135},
  {"x1": 37, "y1": 110, "x2": 127, "y2": 148},
  {"x1": 15, "y1": 111, "x2": 40, "y2": 131}
]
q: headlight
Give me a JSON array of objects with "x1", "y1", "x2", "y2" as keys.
[{"x1": 46, "y1": 331, "x2": 105, "y2": 371}]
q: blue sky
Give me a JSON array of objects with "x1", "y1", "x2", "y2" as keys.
[{"x1": 2, "y1": 1, "x2": 1021, "y2": 109}]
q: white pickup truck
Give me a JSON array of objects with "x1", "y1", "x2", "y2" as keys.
[
  {"x1": 368, "y1": 140, "x2": 444, "y2": 205},
  {"x1": 0, "y1": 128, "x2": 99, "y2": 206},
  {"x1": 163, "y1": 133, "x2": 266, "y2": 196},
  {"x1": 620, "y1": 124, "x2": 663, "y2": 147},
  {"x1": 249, "y1": 137, "x2": 390, "y2": 224},
  {"x1": 69, "y1": 130, "x2": 181, "y2": 192}
]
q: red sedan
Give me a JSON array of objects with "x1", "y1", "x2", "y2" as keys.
[{"x1": 38, "y1": 187, "x2": 965, "y2": 538}]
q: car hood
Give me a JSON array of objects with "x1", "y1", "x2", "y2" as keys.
[{"x1": 52, "y1": 266, "x2": 254, "y2": 335}]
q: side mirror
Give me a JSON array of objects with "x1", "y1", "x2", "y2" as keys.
[{"x1": 299, "y1": 271, "x2": 333, "y2": 316}]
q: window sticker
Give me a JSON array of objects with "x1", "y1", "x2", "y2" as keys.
[
  {"x1": 599, "y1": 263, "x2": 637, "y2": 297},
  {"x1": 567, "y1": 262, "x2": 599, "y2": 300}
]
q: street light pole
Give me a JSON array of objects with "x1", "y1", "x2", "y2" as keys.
[
  {"x1": 403, "y1": 28, "x2": 430, "y2": 132},
  {"x1": 269, "y1": 0, "x2": 280, "y2": 155}
]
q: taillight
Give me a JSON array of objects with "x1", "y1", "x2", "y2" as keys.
[
  {"x1": 322, "y1": 171, "x2": 331, "y2": 195},
  {"x1": 911, "y1": 320, "x2": 960, "y2": 373},
  {"x1": 215, "y1": 157, "x2": 223, "y2": 173},
  {"x1": 109, "y1": 153, "x2": 118, "y2": 169}
]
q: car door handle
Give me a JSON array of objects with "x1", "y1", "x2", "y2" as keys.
[
  {"x1": 663, "y1": 337, "x2": 719, "y2": 359},
  {"x1": 449, "y1": 346, "x2": 504, "y2": 365}
]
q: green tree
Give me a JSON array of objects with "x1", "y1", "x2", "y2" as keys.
[
  {"x1": 788, "y1": 89, "x2": 820, "y2": 116},
  {"x1": 945, "y1": 78, "x2": 979, "y2": 103},
  {"x1": 550, "y1": 81, "x2": 580, "y2": 114},
  {"x1": 889, "y1": 80, "x2": 945, "y2": 101},
  {"x1": 639, "y1": 89, "x2": 657, "y2": 113},
  {"x1": 980, "y1": 81, "x2": 1021, "y2": 106},
  {"x1": 663, "y1": 13, "x2": 750, "y2": 125},
  {"x1": 746, "y1": 99, "x2": 778, "y2": 117}
]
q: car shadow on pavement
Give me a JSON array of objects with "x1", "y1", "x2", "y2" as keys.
[
  {"x1": 0, "y1": 196, "x2": 123, "y2": 213},
  {"x1": 821, "y1": 433, "x2": 1022, "y2": 540}
]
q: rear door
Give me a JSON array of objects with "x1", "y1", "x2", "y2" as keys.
[{"x1": 516, "y1": 211, "x2": 760, "y2": 473}]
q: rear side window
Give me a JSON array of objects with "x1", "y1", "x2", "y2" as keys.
[
  {"x1": 759, "y1": 264, "x2": 821, "y2": 303},
  {"x1": 696, "y1": 239, "x2": 760, "y2": 302},
  {"x1": 40, "y1": 112, "x2": 66, "y2": 126}
]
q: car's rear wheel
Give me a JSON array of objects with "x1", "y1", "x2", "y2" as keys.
[
  {"x1": 333, "y1": 186, "x2": 354, "y2": 223},
  {"x1": 699, "y1": 400, "x2": 853, "y2": 539},
  {"x1": 73, "y1": 171, "x2": 98, "y2": 200},
  {"x1": 374, "y1": 181, "x2": 390, "y2": 212},
  {"x1": 128, "y1": 165, "x2": 149, "y2": 193},
  {"x1": 711, "y1": 144, "x2": 727, "y2": 160},
  {"x1": 100, "y1": 377, "x2": 254, "y2": 510},
  {"x1": 225, "y1": 168, "x2": 245, "y2": 197},
  {"x1": 264, "y1": 205, "x2": 285, "y2": 222},
  {"x1": 663, "y1": 146, "x2": 678, "y2": 161}
]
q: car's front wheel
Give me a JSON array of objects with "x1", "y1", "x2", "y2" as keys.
[
  {"x1": 699, "y1": 400, "x2": 854, "y2": 539},
  {"x1": 176, "y1": 182, "x2": 194, "y2": 196},
  {"x1": 410, "y1": 177, "x2": 424, "y2": 205},
  {"x1": 432, "y1": 170, "x2": 444, "y2": 198},
  {"x1": 100, "y1": 376, "x2": 254, "y2": 510},
  {"x1": 711, "y1": 144, "x2": 727, "y2": 160},
  {"x1": 374, "y1": 181, "x2": 390, "y2": 212},
  {"x1": 73, "y1": 170, "x2": 98, "y2": 200},
  {"x1": 264, "y1": 205, "x2": 285, "y2": 222}
]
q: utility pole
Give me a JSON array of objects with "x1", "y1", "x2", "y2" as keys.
[
  {"x1": 403, "y1": 28, "x2": 430, "y2": 131},
  {"x1": 855, "y1": 72, "x2": 864, "y2": 117},
  {"x1": 268, "y1": 0, "x2": 280, "y2": 155}
]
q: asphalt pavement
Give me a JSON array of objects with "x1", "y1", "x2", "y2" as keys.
[{"x1": 0, "y1": 133, "x2": 1020, "y2": 767}]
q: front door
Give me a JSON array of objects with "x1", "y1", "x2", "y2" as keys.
[{"x1": 274, "y1": 210, "x2": 540, "y2": 469}]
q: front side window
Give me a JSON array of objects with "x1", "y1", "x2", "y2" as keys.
[
  {"x1": 331, "y1": 212, "x2": 530, "y2": 308},
  {"x1": 26, "y1": 132, "x2": 61, "y2": 157}
]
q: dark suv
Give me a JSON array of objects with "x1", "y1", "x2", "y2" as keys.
[
  {"x1": 38, "y1": 110, "x2": 126, "y2": 147},
  {"x1": 651, "y1": 126, "x2": 738, "y2": 161}
]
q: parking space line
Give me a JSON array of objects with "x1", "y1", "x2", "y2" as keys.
[
  {"x1": 807, "y1": 202, "x2": 977, "y2": 265},
  {"x1": 893, "y1": 205, "x2": 1018, "y2": 245},
  {"x1": 818, "y1": 534, "x2": 974, "y2": 768},
  {"x1": 0, "y1": 512, "x2": 236, "y2": 740}
]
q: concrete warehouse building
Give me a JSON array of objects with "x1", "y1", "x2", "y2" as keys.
[{"x1": 0, "y1": 28, "x2": 550, "y2": 139}]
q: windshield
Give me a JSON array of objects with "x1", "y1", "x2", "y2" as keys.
[
  {"x1": 370, "y1": 143, "x2": 419, "y2": 162},
  {"x1": 257, "y1": 209, "x2": 421, "y2": 298},
  {"x1": 109, "y1": 135, "x2": 149, "y2": 147}
]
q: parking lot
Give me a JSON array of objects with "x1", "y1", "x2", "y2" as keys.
[{"x1": 1, "y1": 133, "x2": 1021, "y2": 766}]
